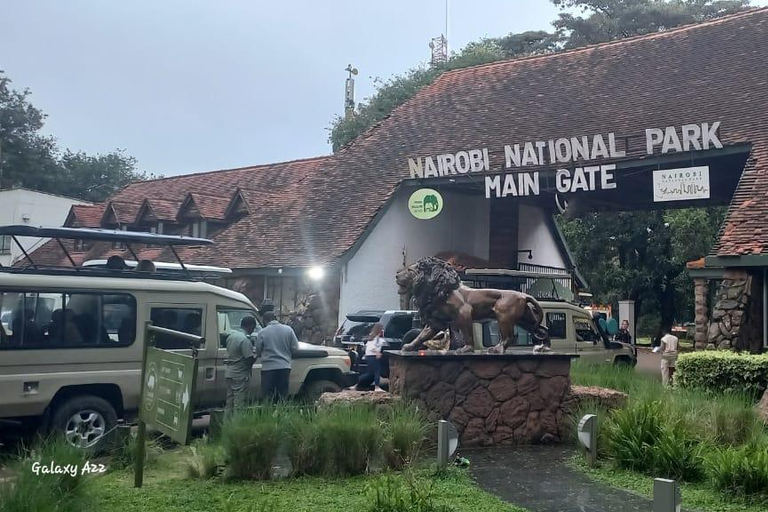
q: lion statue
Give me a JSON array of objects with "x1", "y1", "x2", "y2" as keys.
[{"x1": 396, "y1": 256, "x2": 550, "y2": 353}]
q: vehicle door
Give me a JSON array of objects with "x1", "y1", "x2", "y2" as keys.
[
  {"x1": 215, "y1": 307, "x2": 262, "y2": 404},
  {"x1": 573, "y1": 313, "x2": 610, "y2": 364},
  {"x1": 147, "y1": 303, "x2": 215, "y2": 408},
  {"x1": 544, "y1": 310, "x2": 570, "y2": 351}
]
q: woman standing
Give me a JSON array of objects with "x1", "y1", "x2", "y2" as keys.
[{"x1": 351, "y1": 323, "x2": 385, "y2": 392}]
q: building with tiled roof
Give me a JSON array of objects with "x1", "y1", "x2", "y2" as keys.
[{"x1": 27, "y1": 7, "x2": 768, "y2": 349}]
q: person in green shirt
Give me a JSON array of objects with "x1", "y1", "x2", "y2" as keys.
[{"x1": 225, "y1": 316, "x2": 257, "y2": 414}]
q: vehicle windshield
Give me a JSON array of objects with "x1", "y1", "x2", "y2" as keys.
[{"x1": 337, "y1": 317, "x2": 379, "y2": 341}]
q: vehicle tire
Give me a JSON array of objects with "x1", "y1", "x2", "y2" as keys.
[
  {"x1": 401, "y1": 328, "x2": 421, "y2": 347},
  {"x1": 614, "y1": 356, "x2": 634, "y2": 367},
  {"x1": 50, "y1": 395, "x2": 117, "y2": 453},
  {"x1": 303, "y1": 379, "x2": 342, "y2": 402}
]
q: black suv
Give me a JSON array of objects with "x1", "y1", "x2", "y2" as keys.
[{"x1": 333, "y1": 310, "x2": 419, "y2": 386}]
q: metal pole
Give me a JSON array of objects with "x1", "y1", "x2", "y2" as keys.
[{"x1": 134, "y1": 321, "x2": 152, "y2": 488}]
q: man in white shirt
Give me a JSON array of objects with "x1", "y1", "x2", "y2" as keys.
[{"x1": 660, "y1": 333, "x2": 679, "y2": 386}]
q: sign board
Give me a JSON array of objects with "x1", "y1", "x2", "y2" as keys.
[
  {"x1": 408, "y1": 188, "x2": 443, "y2": 220},
  {"x1": 653, "y1": 166, "x2": 710, "y2": 202},
  {"x1": 139, "y1": 347, "x2": 198, "y2": 445}
]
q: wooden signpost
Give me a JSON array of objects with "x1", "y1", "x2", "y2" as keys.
[{"x1": 135, "y1": 322, "x2": 202, "y2": 488}]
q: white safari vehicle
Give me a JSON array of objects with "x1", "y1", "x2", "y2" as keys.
[{"x1": 0, "y1": 226, "x2": 355, "y2": 451}]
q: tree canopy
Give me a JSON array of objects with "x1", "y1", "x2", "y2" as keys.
[{"x1": 0, "y1": 70, "x2": 149, "y2": 202}]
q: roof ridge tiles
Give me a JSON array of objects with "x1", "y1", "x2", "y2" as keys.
[
  {"x1": 439, "y1": 7, "x2": 768, "y2": 78},
  {"x1": 129, "y1": 154, "x2": 332, "y2": 185}
]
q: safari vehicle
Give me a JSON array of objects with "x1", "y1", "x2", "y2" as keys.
[
  {"x1": 472, "y1": 300, "x2": 637, "y2": 365},
  {"x1": 0, "y1": 226, "x2": 355, "y2": 451}
]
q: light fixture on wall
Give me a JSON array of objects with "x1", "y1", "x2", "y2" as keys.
[
  {"x1": 517, "y1": 249, "x2": 533, "y2": 260},
  {"x1": 307, "y1": 266, "x2": 324, "y2": 281}
]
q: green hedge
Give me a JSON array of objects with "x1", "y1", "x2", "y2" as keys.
[{"x1": 675, "y1": 351, "x2": 768, "y2": 398}]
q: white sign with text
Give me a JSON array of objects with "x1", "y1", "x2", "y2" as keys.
[{"x1": 652, "y1": 166, "x2": 710, "y2": 202}]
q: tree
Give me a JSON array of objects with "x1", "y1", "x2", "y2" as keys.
[
  {"x1": 0, "y1": 70, "x2": 148, "y2": 202},
  {"x1": 328, "y1": 31, "x2": 556, "y2": 151},
  {"x1": 560, "y1": 207, "x2": 726, "y2": 342},
  {"x1": 552, "y1": 0, "x2": 749, "y2": 48}
]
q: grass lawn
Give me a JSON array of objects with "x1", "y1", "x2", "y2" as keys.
[
  {"x1": 568, "y1": 456, "x2": 768, "y2": 512},
  {"x1": 88, "y1": 450, "x2": 525, "y2": 512}
]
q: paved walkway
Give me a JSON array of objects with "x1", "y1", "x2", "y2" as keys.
[{"x1": 467, "y1": 445, "x2": 690, "y2": 512}]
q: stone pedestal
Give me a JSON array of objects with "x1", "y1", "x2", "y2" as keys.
[{"x1": 388, "y1": 351, "x2": 578, "y2": 446}]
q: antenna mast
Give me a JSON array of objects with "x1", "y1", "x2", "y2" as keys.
[
  {"x1": 344, "y1": 64, "x2": 358, "y2": 120},
  {"x1": 429, "y1": 1, "x2": 449, "y2": 67}
]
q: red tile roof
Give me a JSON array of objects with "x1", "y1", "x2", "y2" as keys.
[
  {"x1": 180, "y1": 193, "x2": 230, "y2": 220},
  {"x1": 136, "y1": 198, "x2": 182, "y2": 223},
  {"x1": 31, "y1": 8, "x2": 768, "y2": 268},
  {"x1": 67, "y1": 204, "x2": 105, "y2": 228}
]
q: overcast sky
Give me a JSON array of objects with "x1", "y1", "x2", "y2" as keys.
[{"x1": 2, "y1": 1, "x2": 764, "y2": 177}]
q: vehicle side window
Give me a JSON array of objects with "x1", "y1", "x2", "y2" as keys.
[
  {"x1": 383, "y1": 315, "x2": 413, "y2": 339},
  {"x1": 217, "y1": 308, "x2": 261, "y2": 348},
  {"x1": 0, "y1": 291, "x2": 136, "y2": 349},
  {"x1": 150, "y1": 307, "x2": 204, "y2": 349},
  {"x1": 574, "y1": 316, "x2": 600, "y2": 342},
  {"x1": 546, "y1": 312, "x2": 567, "y2": 339},
  {"x1": 484, "y1": 321, "x2": 500, "y2": 347}
]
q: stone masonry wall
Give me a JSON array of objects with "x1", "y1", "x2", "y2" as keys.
[
  {"x1": 389, "y1": 355, "x2": 573, "y2": 446},
  {"x1": 708, "y1": 270, "x2": 752, "y2": 350}
]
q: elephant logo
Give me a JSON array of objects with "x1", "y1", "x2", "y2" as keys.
[
  {"x1": 423, "y1": 194, "x2": 440, "y2": 212},
  {"x1": 408, "y1": 188, "x2": 443, "y2": 220}
]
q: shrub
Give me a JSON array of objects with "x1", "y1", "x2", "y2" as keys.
[
  {"x1": 382, "y1": 404, "x2": 429, "y2": 471},
  {"x1": 109, "y1": 431, "x2": 163, "y2": 471},
  {"x1": 0, "y1": 437, "x2": 90, "y2": 512},
  {"x1": 706, "y1": 443, "x2": 768, "y2": 497},
  {"x1": 284, "y1": 407, "x2": 327, "y2": 477},
  {"x1": 185, "y1": 436, "x2": 222, "y2": 479},
  {"x1": 366, "y1": 473, "x2": 453, "y2": 512},
  {"x1": 675, "y1": 351, "x2": 768, "y2": 399},
  {"x1": 318, "y1": 404, "x2": 381, "y2": 476},
  {"x1": 221, "y1": 406, "x2": 282, "y2": 480},
  {"x1": 605, "y1": 400, "x2": 665, "y2": 473},
  {"x1": 649, "y1": 421, "x2": 705, "y2": 482}
]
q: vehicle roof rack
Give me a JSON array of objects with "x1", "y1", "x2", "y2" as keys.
[{"x1": 0, "y1": 225, "x2": 214, "y2": 281}]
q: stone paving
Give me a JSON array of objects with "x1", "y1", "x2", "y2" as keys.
[{"x1": 467, "y1": 445, "x2": 695, "y2": 512}]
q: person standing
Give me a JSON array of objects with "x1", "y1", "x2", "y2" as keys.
[
  {"x1": 254, "y1": 311, "x2": 299, "y2": 402},
  {"x1": 615, "y1": 319, "x2": 632, "y2": 344},
  {"x1": 660, "y1": 332, "x2": 679, "y2": 386},
  {"x1": 351, "y1": 324, "x2": 385, "y2": 392},
  {"x1": 224, "y1": 316, "x2": 257, "y2": 414}
]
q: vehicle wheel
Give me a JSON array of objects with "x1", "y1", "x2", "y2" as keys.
[
  {"x1": 614, "y1": 356, "x2": 634, "y2": 367},
  {"x1": 401, "y1": 329, "x2": 421, "y2": 346},
  {"x1": 50, "y1": 395, "x2": 117, "y2": 453},
  {"x1": 303, "y1": 379, "x2": 342, "y2": 402}
]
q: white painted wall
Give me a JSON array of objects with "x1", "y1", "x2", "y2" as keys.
[
  {"x1": 338, "y1": 189, "x2": 490, "y2": 323},
  {"x1": 517, "y1": 204, "x2": 567, "y2": 269},
  {"x1": 0, "y1": 189, "x2": 89, "y2": 266}
]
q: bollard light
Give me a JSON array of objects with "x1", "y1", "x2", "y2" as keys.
[
  {"x1": 653, "y1": 478, "x2": 682, "y2": 512},
  {"x1": 437, "y1": 420, "x2": 459, "y2": 468},
  {"x1": 577, "y1": 414, "x2": 597, "y2": 467}
]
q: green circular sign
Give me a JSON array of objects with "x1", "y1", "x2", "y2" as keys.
[{"x1": 408, "y1": 188, "x2": 443, "y2": 220}]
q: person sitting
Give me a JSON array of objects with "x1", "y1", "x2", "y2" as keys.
[
  {"x1": 136, "y1": 260, "x2": 156, "y2": 273},
  {"x1": 106, "y1": 255, "x2": 128, "y2": 271},
  {"x1": 11, "y1": 309, "x2": 41, "y2": 347}
]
